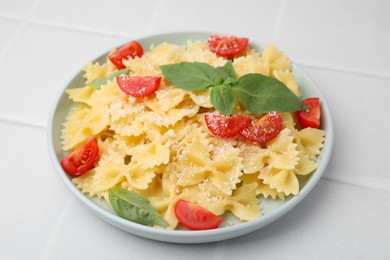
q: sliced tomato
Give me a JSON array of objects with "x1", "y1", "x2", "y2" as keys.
[
  {"x1": 109, "y1": 41, "x2": 143, "y2": 69},
  {"x1": 297, "y1": 97, "x2": 321, "y2": 129},
  {"x1": 240, "y1": 111, "x2": 283, "y2": 143},
  {"x1": 208, "y1": 35, "x2": 249, "y2": 57},
  {"x1": 117, "y1": 75, "x2": 161, "y2": 97},
  {"x1": 61, "y1": 138, "x2": 99, "y2": 176},
  {"x1": 205, "y1": 113, "x2": 251, "y2": 138},
  {"x1": 174, "y1": 199, "x2": 223, "y2": 230}
]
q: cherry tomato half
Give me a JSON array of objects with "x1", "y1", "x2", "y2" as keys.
[
  {"x1": 109, "y1": 41, "x2": 144, "y2": 69},
  {"x1": 204, "y1": 113, "x2": 251, "y2": 138},
  {"x1": 208, "y1": 35, "x2": 249, "y2": 57},
  {"x1": 61, "y1": 138, "x2": 99, "y2": 176},
  {"x1": 174, "y1": 199, "x2": 223, "y2": 230},
  {"x1": 240, "y1": 111, "x2": 283, "y2": 143},
  {"x1": 117, "y1": 75, "x2": 161, "y2": 97},
  {"x1": 297, "y1": 97, "x2": 321, "y2": 129}
]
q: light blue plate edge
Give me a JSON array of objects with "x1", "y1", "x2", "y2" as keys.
[{"x1": 47, "y1": 31, "x2": 334, "y2": 244}]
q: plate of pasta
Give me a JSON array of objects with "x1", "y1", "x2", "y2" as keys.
[{"x1": 48, "y1": 32, "x2": 333, "y2": 243}]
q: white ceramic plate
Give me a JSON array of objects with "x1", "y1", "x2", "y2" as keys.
[{"x1": 48, "y1": 32, "x2": 334, "y2": 243}]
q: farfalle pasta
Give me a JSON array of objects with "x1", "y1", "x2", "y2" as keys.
[{"x1": 61, "y1": 38, "x2": 326, "y2": 230}]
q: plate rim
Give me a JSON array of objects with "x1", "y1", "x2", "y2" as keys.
[{"x1": 47, "y1": 31, "x2": 334, "y2": 243}]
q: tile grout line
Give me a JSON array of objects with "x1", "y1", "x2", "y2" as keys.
[
  {"x1": 0, "y1": 0, "x2": 42, "y2": 62},
  {"x1": 0, "y1": 13, "x2": 133, "y2": 39},
  {"x1": 0, "y1": 13, "x2": 25, "y2": 21},
  {"x1": 143, "y1": 0, "x2": 164, "y2": 35},
  {"x1": 0, "y1": 115, "x2": 46, "y2": 129},
  {"x1": 212, "y1": 241, "x2": 227, "y2": 260},
  {"x1": 1, "y1": 11, "x2": 390, "y2": 80},
  {"x1": 297, "y1": 60, "x2": 390, "y2": 80},
  {"x1": 28, "y1": 18, "x2": 134, "y2": 39},
  {"x1": 39, "y1": 196, "x2": 74, "y2": 260},
  {"x1": 271, "y1": 0, "x2": 286, "y2": 43},
  {"x1": 321, "y1": 176, "x2": 390, "y2": 194},
  {"x1": 0, "y1": 20, "x2": 27, "y2": 63}
]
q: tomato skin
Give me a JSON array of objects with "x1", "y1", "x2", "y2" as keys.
[
  {"x1": 109, "y1": 41, "x2": 143, "y2": 69},
  {"x1": 240, "y1": 111, "x2": 283, "y2": 143},
  {"x1": 116, "y1": 75, "x2": 161, "y2": 97},
  {"x1": 204, "y1": 113, "x2": 251, "y2": 138},
  {"x1": 208, "y1": 35, "x2": 249, "y2": 57},
  {"x1": 174, "y1": 200, "x2": 223, "y2": 230},
  {"x1": 297, "y1": 98, "x2": 321, "y2": 129},
  {"x1": 61, "y1": 138, "x2": 99, "y2": 176}
]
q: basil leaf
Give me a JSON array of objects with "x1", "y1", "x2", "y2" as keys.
[
  {"x1": 108, "y1": 187, "x2": 168, "y2": 227},
  {"x1": 233, "y1": 73, "x2": 307, "y2": 114},
  {"x1": 160, "y1": 62, "x2": 225, "y2": 90},
  {"x1": 88, "y1": 68, "x2": 130, "y2": 89},
  {"x1": 160, "y1": 61, "x2": 306, "y2": 116},
  {"x1": 223, "y1": 77, "x2": 239, "y2": 85},
  {"x1": 210, "y1": 85, "x2": 236, "y2": 116},
  {"x1": 216, "y1": 61, "x2": 237, "y2": 80}
]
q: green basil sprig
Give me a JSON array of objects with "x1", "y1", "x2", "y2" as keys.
[
  {"x1": 160, "y1": 61, "x2": 306, "y2": 116},
  {"x1": 160, "y1": 62, "x2": 225, "y2": 90},
  {"x1": 233, "y1": 73, "x2": 307, "y2": 115},
  {"x1": 210, "y1": 84, "x2": 236, "y2": 116},
  {"x1": 88, "y1": 67, "x2": 130, "y2": 89},
  {"x1": 108, "y1": 187, "x2": 168, "y2": 227}
]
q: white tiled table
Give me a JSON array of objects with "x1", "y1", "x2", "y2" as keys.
[{"x1": 1, "y1": 0, "x2": 389, "y2": 259}]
